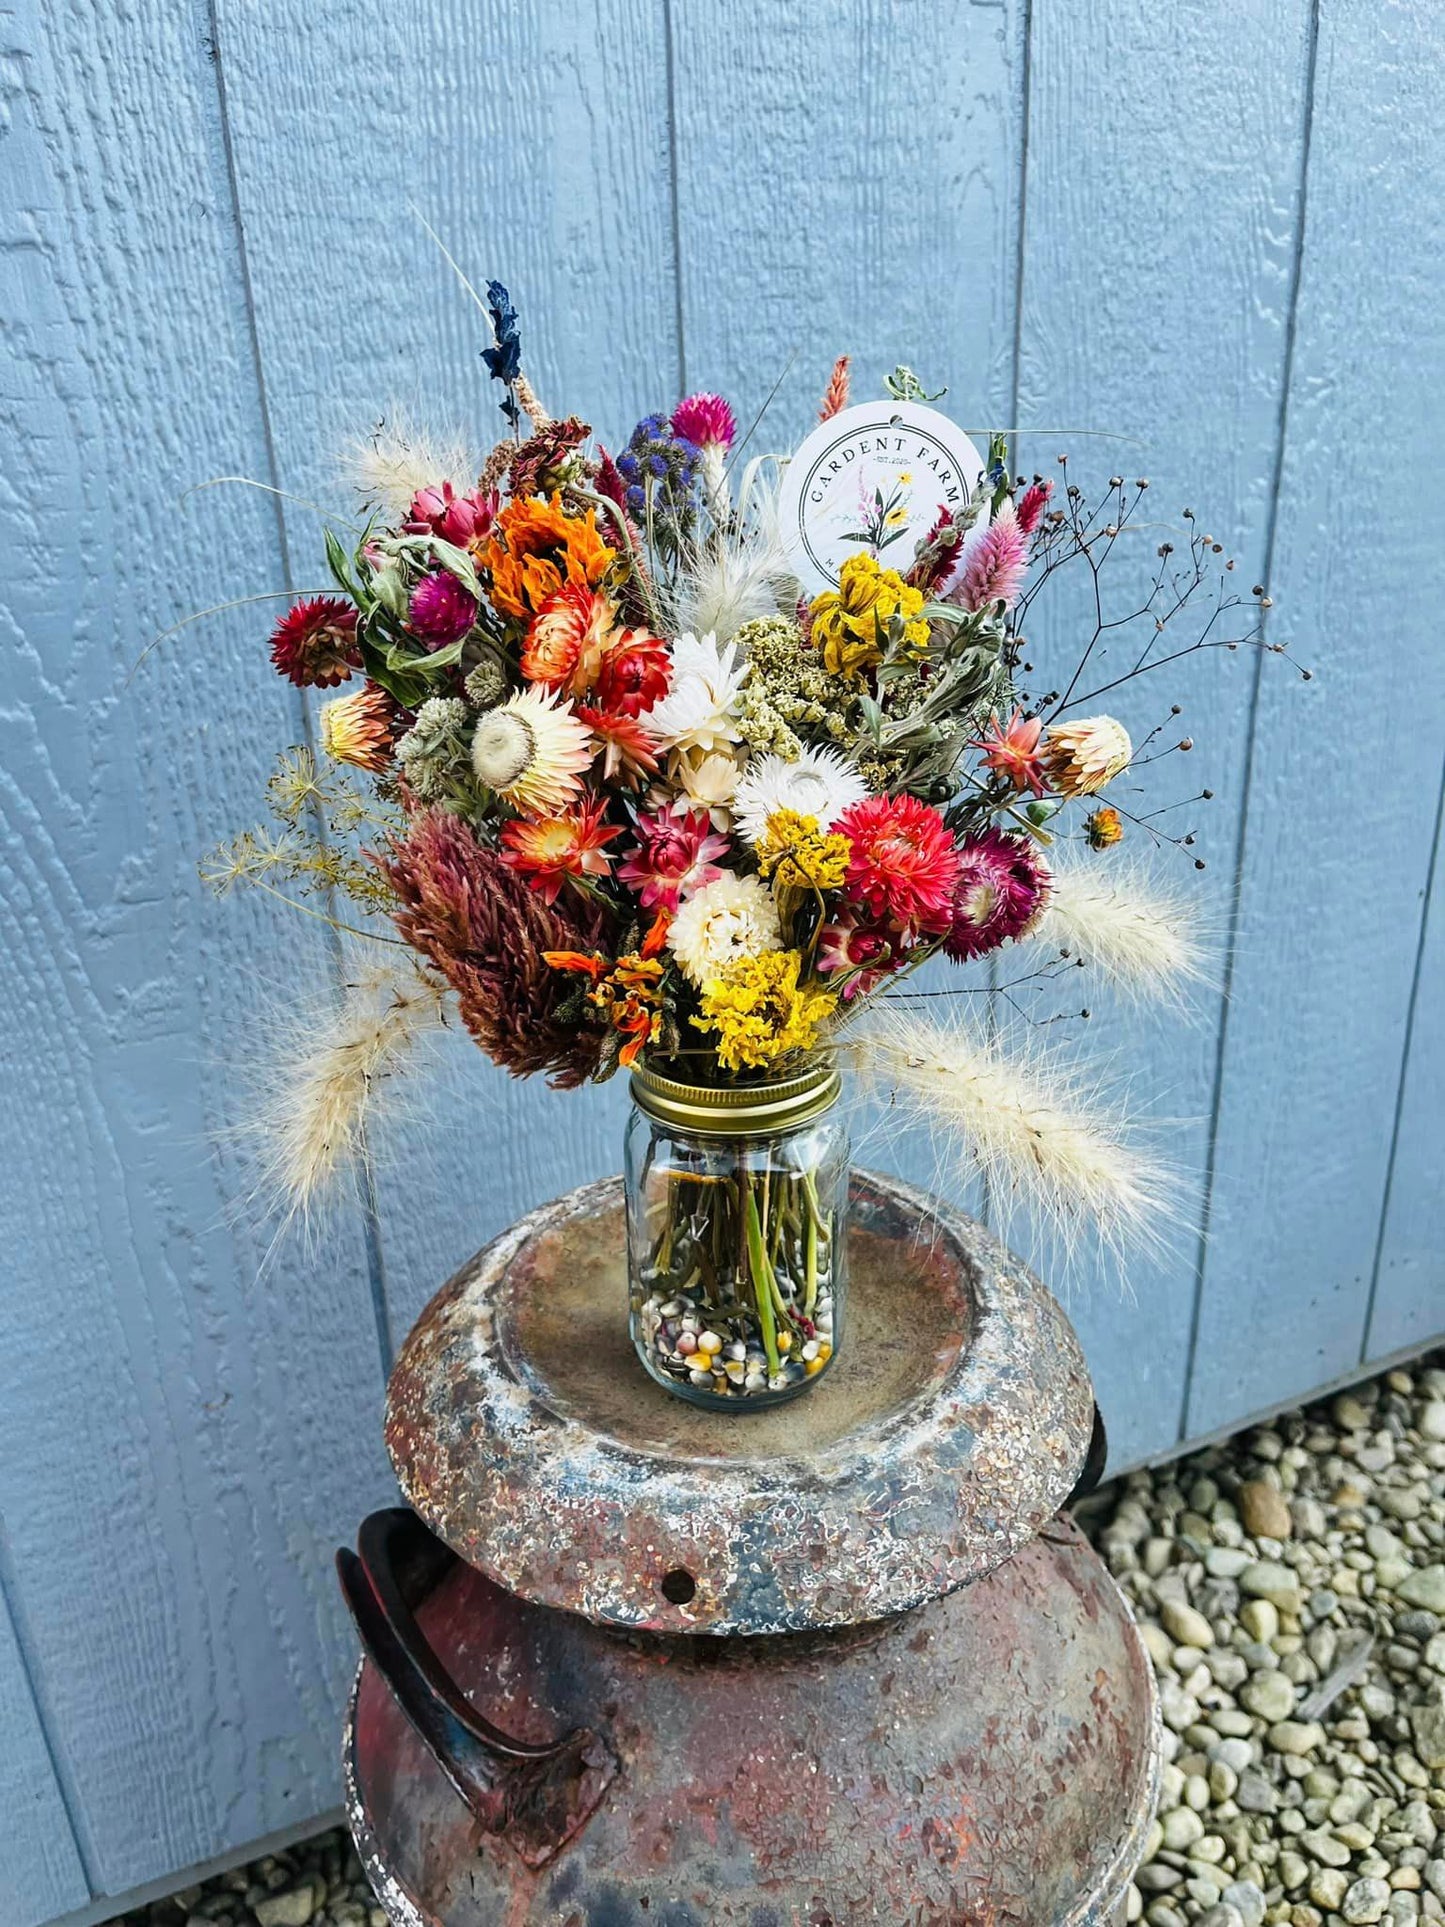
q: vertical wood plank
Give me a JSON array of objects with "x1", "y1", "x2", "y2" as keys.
[
  {"x1": 215, "y1": 0, "x2": 679, "y2": 1341},
  {"x1": 1191, "y1": 0, "x2": 1445, "y2": 1429},
  {"x1": 1370, "y1": 792, "x2": 1445, "y2": 1357},
  {"x1": 670, "y1": 0, "x2": 1025, "y2": 454},
  {"x1": 0, "y1": 1578, "x2": 87, "y2": 1926},
  {"x1": 1, "y1": 0, "x2": 393, "y2": 1899},
  {"x1": 1015, "y1": 0, "x2": 1315, "y2": 1463}
]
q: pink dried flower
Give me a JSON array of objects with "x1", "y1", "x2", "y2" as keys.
[
  {"x1": 403, "y1": 481, "x2": 497, "y2": 549},
  {"x1": 954, "y1": 500, "x2": 1030, "y2": 613},
  {"x1": 671, "y1": 393, "x2": 736, "y2": 452},
  {"x1": 944, "y1": 829, "x2": 1051, "y2": 962},
  {"x1": 408, "y1": 570, "x2": 478, "y2": 649},
  {"x1": 836, "y1": 794, "x2": 962, "y2": 937},
  {"x1": 616, "y1": 803, "x2": 730, "y2": 912},
  {"x1": 816, "y1": 914, "x2": 906, "y2": 1000},
  {"x1": 818, "y1": 354, "x2": 851, "y2": 422},
  {"x1": 1016, "y1": 479, "x2": 1053, "y2": 535}
]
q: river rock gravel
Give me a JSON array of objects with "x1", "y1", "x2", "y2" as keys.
[
  {"x1": 118, "y1": 1354, "x2": 1445, "y2": 1927},
  {"x1": 1080, "y1": 1353, "x2": 1445, "y2": 1927}
]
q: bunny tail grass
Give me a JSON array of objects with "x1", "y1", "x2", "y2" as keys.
[
  {"x1": 852, "y1": 1007, "x2": 1179, "y2": 1266},
  {"x1": 233, "y1": 954, "x2": 451, "y2": 1230},
  {"x1": 1031, "y1": 856, "x2": 1207, "y2": 999},
  {"x1": 340, "y1": 411, "x2": 481, "y2": 514}
]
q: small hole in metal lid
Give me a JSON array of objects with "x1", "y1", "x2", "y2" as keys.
[{"x1": 661, "y1": 1567, "x2": 696, "y2": 1605}]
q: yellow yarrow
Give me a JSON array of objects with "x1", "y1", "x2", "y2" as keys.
[
  {"x1": 755, "y1": 809, "x2": 851, "y2": 894},
  {"x1": 808, "y1": 552, "x2": 930, "y2": 681},
  {"x1": 692, "y1": 949, "x2": 837, "y2": 1073}
]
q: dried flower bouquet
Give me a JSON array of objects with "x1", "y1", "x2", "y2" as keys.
[{"x1": 197, "y1": 279, "x2": 1299, "y2": 1401}]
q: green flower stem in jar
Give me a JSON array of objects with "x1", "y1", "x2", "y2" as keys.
[{"x1": 624, "y1": 1062, "x2": 849, "y2": 1410}]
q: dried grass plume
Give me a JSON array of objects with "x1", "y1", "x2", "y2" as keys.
[
  {"x1": 340, "y1": 410, "x2": 480, "y2": 513},
  {"x1": 852, "y1": 1007, "x2": 1178, "y2": 1266},
  {"x1": 1030, "y1": 856, "x2": 1206, "y2": 999}
]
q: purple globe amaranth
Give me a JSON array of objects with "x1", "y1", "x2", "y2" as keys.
[
  {"x1": 944, "y1": 828, "x2": 1052, "y2": 963},
  {"x1": 409, "y1": 569, "x2": 478, "y2": 649}
]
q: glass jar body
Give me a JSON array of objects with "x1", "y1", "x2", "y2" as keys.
[{"x1": 624, "y1": 1100, "x2": 849, "y2": 1410}]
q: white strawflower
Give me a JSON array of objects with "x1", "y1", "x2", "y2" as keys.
[
  {"x1": 732, "y1": 747, "x2": 869, "y2": 846},
  {"x1": 667, "y1": 873, "x2": 782, "y2": 985},
  {"x1": 673, "y1": 748, "x2": 742, "y2": 820},
  {"x1": 1043, "y1": 715, "x2": 1132, "y2": 797},
  {"x1": 470, "y1": 685, "x2": 593, "y2": 817},
  {"x1": 643, "y1": 632, "x2": 745, "y2": 756}
]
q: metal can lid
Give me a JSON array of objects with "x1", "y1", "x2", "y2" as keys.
[
  {"x1": 628, "y1": 1060, "x2": 841, "y2": 1135},
  {"x1": 384, "y1": 1171, "x2": 1095, "y2": 1637}
]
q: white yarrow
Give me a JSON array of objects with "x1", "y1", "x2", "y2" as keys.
[
  {"x1": 732, "y1": 747, "x2": 869, "y2": 846},
  {"x1": 667, "y1": 874, "x2": 782, "y2": 985},
  {"x1": 643, "y1": 632, "x2": 746, "y2": 756}
]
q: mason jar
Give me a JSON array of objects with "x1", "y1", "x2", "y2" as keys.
[{"x1": 624, "y1": 1062, "x2": 849, "y2": 1410}]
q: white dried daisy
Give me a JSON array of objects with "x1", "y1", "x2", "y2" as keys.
[
  {"x1": 642, "y1": 632, "x2": 745, "y2": 757},
  {"x1": 1043, "y1": 715, "x2": 1132, "y2": 798},
  {"x1": 732, "y1": 747, "x2": 869, "y2": 847},
  {"x1": 667, "y1": 873, "x2": 782, "y2": 985},
  {"x1": 470, "y1": 685, "x2": 593, "y2": 817},
  {"x1": 673, "y1": 748, "x2": 743, "y2": 823}
]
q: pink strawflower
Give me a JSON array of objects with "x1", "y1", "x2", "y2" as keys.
[
  {"x1": 404, "y1": 481, "x2": 498, "y2": 550},
  {"x1": 836, "y1": 794, "x2": 963, "y2": 937},
  {"x1": 944, "y1": 829, "x2": 1051, "y2": 962},
  {"x1": 971, "y1": 709, "x2": 1050, "y2": 798},
  {"x1": 616, "y1": 803, "x2": 730, "y2": 911},
  {"x1": 1016, "y1": 478, "x2": 1053, "y2": 535},
  {"x1": 816, "y1": 914, "x2": 906, "y2": 1000},
  {"x1": 954, "y1": 499, "x2": 1030, "y2": 612},
  {"x1": 409, "y1": 570, "x2": 478, "y2": 649},
  {"x1": 670, "y1": 393, "x2": 736, "y2": 452}
]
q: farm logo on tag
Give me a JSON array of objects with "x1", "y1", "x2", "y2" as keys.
[{"x1": 778, "y1": 401, "x2": 986, "y2": 597}]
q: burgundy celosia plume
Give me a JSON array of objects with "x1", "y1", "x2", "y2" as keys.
[
  {"x1": 408, "y1": 570, "x2": 478, "y2": 649},
  {"x1": 380, "y1": 809, "x2": 606, "y2": 1087},
  {"x1": 954, "y1": 502, "x2": 1030, "y2": 613},
  {"x1": 943, "y1": 828, "x2": 1051, "y2": 962},
  {"x1": 1016, "y1": 478, "x2": 1054, "y2": 534}
]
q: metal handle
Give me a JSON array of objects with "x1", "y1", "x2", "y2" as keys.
[
  {"x1": 1065, "y1": 1404, "x2": 1109, "y2": 1510},
  {"x1": 337, "y1": 1507, "x2": 616, "y2": 1868}
]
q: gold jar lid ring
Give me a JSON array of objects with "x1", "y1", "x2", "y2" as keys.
[{"x1": 629, "y1": 1061, "x2": 841, "y2": 1136}]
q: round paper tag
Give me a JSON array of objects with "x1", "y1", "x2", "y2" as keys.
[{"x1": 777, "y1": 401, "x2": 986, "y2": 596}]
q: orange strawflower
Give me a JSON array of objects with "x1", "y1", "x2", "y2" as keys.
[
  {"x1": 500, "y1": 795, "x2": 622, "y2": 904},
  {"x1": 483, "y1": 492, "x2": 615, "y2": 623},
  {"x1": 521, "y1": 583, "x2": 620, "y2": 697},
  {"x1": 544, "y1": 911, "x2": 671, "y2": 1067}
]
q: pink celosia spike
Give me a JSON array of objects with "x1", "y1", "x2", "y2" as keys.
[
  {"x1": 818, "y1": 355, "x2": 851, "y2": 422},
  {"x1": 955, "y1": 501, "x2": 1030, "y2": 613},
  {"x1": 1016, "y1": 478, "x2": 1054, "y2": 535}
]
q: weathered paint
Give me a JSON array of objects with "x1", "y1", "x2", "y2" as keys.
[
  {"x1": 345, "y1": 1515, "x2": 1158, "y2": 1927},
  {"x1": 386, "y1": 1173, "x2": 1094, "y2": 1636}
]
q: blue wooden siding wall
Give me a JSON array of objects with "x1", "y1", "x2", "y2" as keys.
[{"x1": 3, "y1": 1, "x2": 1442, "y2": 1918}]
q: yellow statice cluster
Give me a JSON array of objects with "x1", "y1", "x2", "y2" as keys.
[
  {"x1": 755, "y1": 809, "x2": 851, "y2": 895},
  {"x1": 809, "y1": 553, "x2": 930, "y2": 681},
  {"x1": 693, "y1": 949, "x2": 837, "y2": 1072}
]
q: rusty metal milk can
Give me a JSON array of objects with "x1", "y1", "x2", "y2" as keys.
[{"x1": 339, "y1": 1172, "x2": 1160, "y2": 1925}]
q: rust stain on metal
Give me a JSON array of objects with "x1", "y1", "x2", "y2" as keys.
[
  {"x1": 347, "y1": 1516, "x2": 1159, "y2": 1925},
  {"x1": 385, "y1": 1172, "x2": 1095, "y2": 1636}
]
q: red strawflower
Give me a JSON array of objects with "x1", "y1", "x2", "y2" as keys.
[
  {"x1": 671, "y1": 393, "x2": 736, "y2": 451},
  {"x1": 594, "y1": 628, "x2": 671, "y2": 717},
  {"x1": 500, "y1": 794, "x2": 622, "y2": 905},
  {"x1": 816, "y1": 914, "x2": 907, "y2": 1001},
  {"x1": 944, "y1": 829, "x2": 1051, "y2": 962},
  {"x1": 575, "y1": 706, "x2": 659, "y2": 789},
  {"x1": 954, "y1": 500, "x2": 1030, "y2": 612},
  {"x1": 1016, "y1": 478, "x2": 1054, "y2": 535},
  {"x1": 836, "y1": 794, "x2": 962, "y2": 936},
  {"x1": 409, "y1": 570, "x2": 478, "y2": 649},
  {"x1": 616, "y1": 803, "x2": 730, "y2": 911},
  {"x1": 268, "y1": 596, "x2": 360, "y2": 688},
  {"x1": 521, "y1": 583, "x2": 618, "y2": 697},
  {"x1": 404, "y1": 481, "x2": 498, "y2": 550},
  {"x1": 972, "y1": 709, "x2": 1050, "y2": 798}
]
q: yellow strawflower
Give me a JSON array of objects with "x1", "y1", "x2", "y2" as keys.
[
  {"x1": 755, "y1": 809, "x2": 851, "y2": 894},
  {"x1": 809, "y1": 553, "x2": 929, "y2": 681},
  {"x1": 693, "y1": 950, "x2": 837, "y2": 1072}
]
